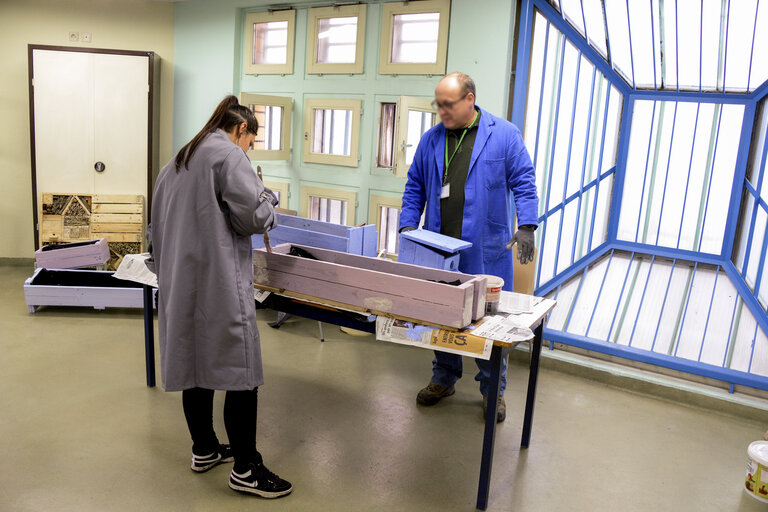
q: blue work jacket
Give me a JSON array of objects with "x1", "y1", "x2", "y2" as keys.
[{"x1": 399, "y1": 107, "x2": 539, "y2": 290}]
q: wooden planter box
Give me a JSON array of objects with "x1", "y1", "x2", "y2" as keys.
[
  {"x1": 34, "y1": 238, "x2": 109, "y2": 269},
  {"x1": 252, "y1": 214, "x2": 377, "y2": 256},
  {"x1": 253, "y1": 243, "x2": 486, "y2": 329},
  {"x1": 24, "y1": 268, "x2": 153, "y2": 313}
]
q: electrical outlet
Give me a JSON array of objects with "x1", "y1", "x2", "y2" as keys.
[
  {"x1": 81, "y1": 32, "x2": 91, "y2": 43},
  {"x1": 68, "y1": 31, "x2": 79, "y2": 42}
]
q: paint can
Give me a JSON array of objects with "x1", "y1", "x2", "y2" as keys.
[
  {"x1": 746, "y1": 441, "x2": 768, "y2": 502},
  {"x1": 478, "y1": 275, "x2": 504, "y2": 316}
]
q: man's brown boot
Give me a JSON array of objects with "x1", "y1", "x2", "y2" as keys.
[
  {"x1": 483, "y1": 395, "x2": 506, "y2": 423},
  {"x1": 416, "y1": 382, "x2": 455, "y2": 406}
]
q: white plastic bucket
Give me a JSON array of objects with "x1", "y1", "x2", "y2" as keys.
[
  {"x1": 478, "y1": 275, "x2": 504, "y2": 315},
  {"x1": 746, "y1": 441, "x2": 768, "y2": 502}
]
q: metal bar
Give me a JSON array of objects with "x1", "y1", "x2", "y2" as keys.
[
  {"x1": 676, "y1": 103, "x2": 701, "y2": 249},
  {"x1": 536, "y1": 32, "x2": 567, "y2": 289},
  {"x1": 533, "y1": 0, "x2": 632, "y2": 96},
  {"x1": 538, "y1": 166, "x2": 616, "y2": 220},
  {"x1": 613, "y1": 254, "x2": 644, "y2": 343},
  {"x1": 521, "y1": 322, "x2": 545, "y2": 448},
  {"x1": 563, "y1": 267, "x2": 588, "y2": 331},
  {"x1": 747, "y1": 0, "x2": 760, "y2": 90},
  {"x1": 697, "y1": 266, "x2": 721, "y2": 362},
  {"x1": 651, "y1": 0, "x2": 658, "y2": 89},
  {"x1": 628, "y1": 255, "x2": 656, "y2": 348},
  {"x1": 695, "y1": 104, "x2": 723, "y2": 252},
  {"x1": 476, "y1": 344, "x2": 504, "y2": 511},
  {"x1": 624, "y1": 0, "x2": 636, "y2": 88},
  {"x1": 651, "y1": 259, "x2": 677, "y2": 353},
  {"x1": 699, "y1": 0, "x2": 703, "y2": 92},
  {"x1": 143, "y1": 285, "x2": 156, "y2": 388},
  {"x1": 606, "y1": 252, "x2": 635, "y2": 342},
  {"x1": 543, "y1": 328, "x2": 768, "y2": 391},
  {"x1": 654, "y1": 102, "x2": 679, "y2": 245},
  {"x1": 740, "y1": 117, "x2": 768, "y2": 279},
  {"x1": 721, "y1": 102, "x2": 757, "y2": 259},
  {"x1": 659, "y1": 0, "x2": 668, "y2": 88},
  {"x1": 586, "y1": 248, "x2": 614, "y2": 338},
  {"x1": 510, "y1": 0, "x2": 536, "y2": 129},
  {"x1": 674, "y1": 0, "x2": 679, "y2": 92},
  {"x1": 723, "y1": 261, "x2": 768, "y2": 338},
  {"x1": 752, "y1": 219, "x2": 768, "y2": 298},
  {"x1": 553, "y1": 49, "x2": 583, "y2": 276},
  {"x1": 611, "y1": 239, "x2": 724, "y2": 265},
  {"x1": 641, "y1": 101, "x2": 666, "y2": 243},
  {"x1": 536, "y1": 241, "x2": 611, "y2": 297},
  {"x1": 579, "y1": 0, "x2": 589, "y2": 44},
  {"x1": 725, "y1": 298, "x2": 744, "y2": 369},
  {"x1": 635, "y1": 100, "x2": 658, "y2": 242},
  {"x1": 721, "y1": 0, "x2": 731, "y2": 90},
  {"x1": 751, "y1": 77, "x2": 768, "y2": 101},
  {"x1": 721, "y1": 294, "x2": 741, "y2": 368},
  {"x1": 572, "y1": 66, "x2": 598, "y2": 265},
  {"x1": 747, "y1": 323, "x2": 760, "y2": 374},
  {"x1": 588, "y1": 85, "x2": 613, "y2": 251},
  {"x1": 606, "y1": 94, "x2": 633, "y2": 244},
  {"x1": 672, "y1": 262, "x2": 698, "y2": 357},
  {"x1": 625, "y1": 89, "x2": 751, "y2": 104}
]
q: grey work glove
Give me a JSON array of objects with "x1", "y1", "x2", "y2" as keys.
[
  {"x1": 260, "y1": 187, "x2": 279, "y2": 207},
  {"x1": 507, "y1": 228, "x2": 535, "y2": 264}
]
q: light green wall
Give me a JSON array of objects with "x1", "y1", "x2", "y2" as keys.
[
  {"x1": 0, "y1": 0, "x2": 175, "y2": 258},
  {"x1": 173, "y1": 0, "x2": 517, "y2": 225}
]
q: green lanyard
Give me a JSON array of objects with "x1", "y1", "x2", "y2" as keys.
[{"x1": 443, "y1": 110, "x2": 479, "y2": 183}]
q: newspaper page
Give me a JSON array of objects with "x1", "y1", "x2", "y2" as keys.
[
  {"x1": 469, "y1": 315, "x2": 534, "y2": 344},
  {"x1": 112, "y1": 253, "x2": 158, "y2": 288},
  {"x1": 376, "y1": 317, "x2": 493, "y2": 360}
]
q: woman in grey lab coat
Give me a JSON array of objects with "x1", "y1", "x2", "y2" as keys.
[{"x1": 147, "y1": 95, "x2": 292, "y2": 498}]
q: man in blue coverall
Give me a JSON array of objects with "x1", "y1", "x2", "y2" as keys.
[{"x1": 398, "y1": 72, "x2": 539, "y2": 422}]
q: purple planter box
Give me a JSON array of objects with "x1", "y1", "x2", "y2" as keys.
[
  {"x1": 24, "y1": 268, "x2": 155, "y2": 313},
  {"x1": 35, "y1": 238, "x2": 109, "y2": 269}
]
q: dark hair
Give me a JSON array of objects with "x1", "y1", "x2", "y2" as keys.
[
  {"x1": 174, "y1": 95, "x2": 259, "y2": 171},
  {"x1": 445, "y1": 71, "x2": 477, "y2": 99}
]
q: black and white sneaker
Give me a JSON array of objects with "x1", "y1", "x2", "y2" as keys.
[
  {"x1": 191, "y1": 444, "x2": 234, "y2": 473},
  {"x1": 229, "y1": 463, "x2": 293, "y2": 498}
]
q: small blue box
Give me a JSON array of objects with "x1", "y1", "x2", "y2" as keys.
[{"x1": 398, "y1": 229, "x2": 472, "y2": 271}]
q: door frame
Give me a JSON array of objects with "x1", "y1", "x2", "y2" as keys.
[{"x1": 27, "y1": 44, "x2": 157, "y2": 249}]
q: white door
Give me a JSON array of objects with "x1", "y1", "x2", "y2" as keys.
[{"x1": 32, "y1": 48, "x2": 149, "y2": 215}]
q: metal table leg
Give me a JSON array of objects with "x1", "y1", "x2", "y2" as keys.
[
  {"x1": 143, "y1": 284, "x2": 156, "y2": 388},
  {"x1": 521, "y1": 322, "x2": 543, "y2": 448},
  {"x1": 476, "y1": 343, "x2": 503, "y2": 510}
]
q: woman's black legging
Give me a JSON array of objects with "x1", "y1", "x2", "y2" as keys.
[{"x1": 182, "y1": 387, "x2": 261, "y2": 472}]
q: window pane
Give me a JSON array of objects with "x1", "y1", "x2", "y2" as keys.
[
  {"x1": 378, "y1": 103, "x2": 396, "y2": 168},
  {"x1": 405, "y1": 109, "x2": 435, "y2": 166},
  {"x1": 249, "y1": 105, "x2": 283, "y2": 151},
  {"x1": 316, "y1": 16, "x2": 358, "y2": 64},
  {"x1": 391, "y1": 12, "x2": 440, "y2": 63},
  {"x1": 628, "y1": 0, "x2": 659, "y2": 89},
  {"x1": 312, "y1": 108, "x2": 353, "y2": 156},
  {"x1": 253, "y1": 21, "x2": 288, "y2": 65},
  {"x1": 582, "y1": 0, "x2": 607, "y2": 57},
  {"x1": 724, "y1": 0, "x2": 758, "y2": 92},
  {"x1": 676, "y1": 0, "x2": 702, "y2": 90},
  {"x1": 604, "y1": 0, "x2": 633, "y2": 84},
  {"x1": 560, "y1": 0, "x2": 585, "y2": 36},
  {"x1": 309, "y1": 196, "x2": 348, "y2": 225}
]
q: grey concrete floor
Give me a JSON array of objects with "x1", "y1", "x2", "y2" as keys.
[{"x1": 2, "y1": 264, "x2": 768, "y2": 511}]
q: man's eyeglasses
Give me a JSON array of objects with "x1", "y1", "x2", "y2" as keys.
[{"x1": 431, "y1": 92, "x2": 469, "y2": 111}]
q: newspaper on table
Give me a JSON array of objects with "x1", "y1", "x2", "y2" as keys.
[
  {"x1": 376, "y1": 316, "x2": 493, "y2": 360},
  {"x1": 112, "y1": 253, "x2": 158, "y2": 288},
  {"x1": 497, "y1": 291, "x2": 534, "y2": 314},
  {"x1": 468, "y1": 315, "x2": 534, "y2": 344}
]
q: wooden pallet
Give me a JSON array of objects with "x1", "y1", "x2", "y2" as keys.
[
  {"x1": 40, "y1": 193, "x2": 144, "y2": 270},
  {"x1": 253, "y1": 243, "x2": 487, "y2": 330}
]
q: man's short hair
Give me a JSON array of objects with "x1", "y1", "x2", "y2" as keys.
[{"x1": 445, "y1": 72, "x2": 476, "y2": 99}]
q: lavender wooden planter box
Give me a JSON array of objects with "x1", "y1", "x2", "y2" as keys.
[
  {"x1": 252, "y1": 214, "x2": 377, "y2": 256},
  {"x1": 253, "y1": 243, "x2": 487, "y2": 329},
  {"x1": 34, "y1": 238, "x2": 110, "y2": 269},
  {"x1": 24, "y1": 268, "x2": 154, "y2": 313}
]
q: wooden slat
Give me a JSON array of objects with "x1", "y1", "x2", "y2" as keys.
[
  {"x1": 253, "y1": 245, "x2": 474, "y2": 328},
  {"x1": 91, "y1": 213, "x2": 142, "y2": 223},
  {"x1": 90, "y1": 223, "x2": 143, "y2": 233},
  {"x1": 277, "y1": 213, "x2": 353, "y2": 236},
  {"x1": 92, "y1": 194, "x2": 143, "y2": 204},
  {"x1": 92, "y1": 204, "x2": 143, "y2": 214},
  {"x1": 91, "y1": 232, "x2": 142, "y2": 242}
]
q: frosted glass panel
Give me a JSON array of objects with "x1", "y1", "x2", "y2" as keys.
[
  {"x1": 560, "y1": 0, "x2": 584, "y2": 36},
  {"x1": 391, "y1": 13, "x2": 440, "y2": 64},
  {"x1": 604, "y1": 0, "x2": 632, "y2": 83},
  {"x1": 405, "y1": 110, "x2": 435, "y2": 166},
  {"x1": 312, "y1": 108, "x2": 353, "y2": 156},
  {"x1": 316, "y1": 17, "x2": 358, "y2": 64},
  {"x1": 581, "y1": 0, "x2": 607, "y2": 57},
  {"x1": 627, "y1": 0, "x2": 657, "y2": 88},
  {"x1": 252, "y1": 21, "x2": 288, "y2": 65}
]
